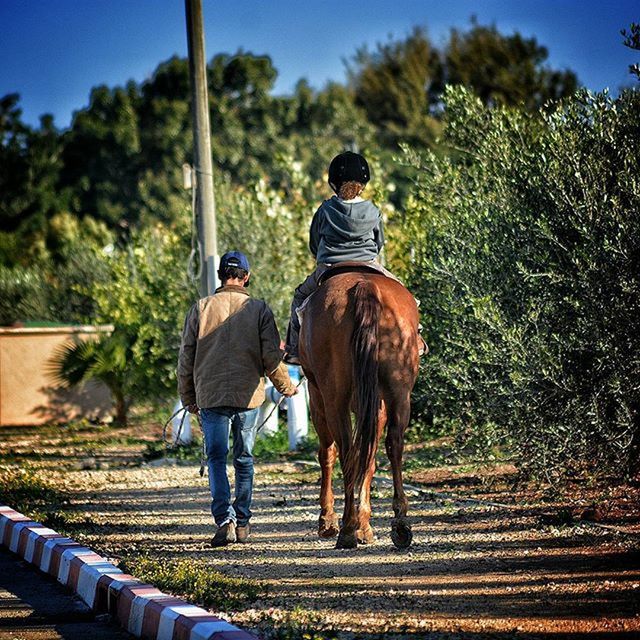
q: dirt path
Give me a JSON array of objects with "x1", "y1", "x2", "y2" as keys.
[{"x1": 51, "y1": 461, "x2": 640, "y2": 638}]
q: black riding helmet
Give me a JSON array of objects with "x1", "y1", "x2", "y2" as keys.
[{"x1": 328, "y1": 151, "x2": 370, "y2": 192}]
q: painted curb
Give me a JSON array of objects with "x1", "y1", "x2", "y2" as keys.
[{"x1": 0, "y1": 504, "x2": 258, "y2": 640}]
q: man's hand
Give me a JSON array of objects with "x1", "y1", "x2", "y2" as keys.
[
  {"x1": 283, "y1": 386, "x2": 299, "y2": 398},
  {"x1": 186, "y1": 403, "x2": 199, "y2": 414}
]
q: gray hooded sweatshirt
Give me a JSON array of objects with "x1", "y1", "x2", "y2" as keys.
[{"x1": 309, "y1": 196, "x2": 384, "y2": 265}]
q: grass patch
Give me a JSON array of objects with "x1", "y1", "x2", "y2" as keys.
[
  {"x1": 66, "y1": 434, "x2": 151, "y2": 448},
  {"x1": 120, "y1": 555, "x2": 266, "y2": 611},
  {"x1": 40, "y1": 510, "x2": 101, "y2": 536},
  {"x1": 254, "y1": 420, "x2": 319, "y2": 462},
  {"x1": 0, "y1": 465, "x2": 67, "y2": 520}
]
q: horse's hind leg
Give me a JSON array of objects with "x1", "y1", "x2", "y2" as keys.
[
  {"x1": 308, "y1": 380, "x2": 339, "y2": 538},
  {"x1": 356, "y1": 454, "x2": 377, "y2": 544},
  {"x1": 356, "y1": 402, "x2": 387, "y2": 544},
  {"x1": 385, "y1": 397, "x2": 413, "y2": 549},
  {"x1": 336, "y1": 442, "x2": 358, "y2": 549}
]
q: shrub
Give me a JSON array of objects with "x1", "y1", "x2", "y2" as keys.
[
  {"x1": 402, "y1": 87, "x2": 640, "y2": 479},
  {"x1": 49, "y1": 333, "x2": 131, "y2": 425},
  {"x1": 87, "y1": 225, "x2": 195, "y2": 408},
  {"x1": 0, "y1": 265, "x2": 49, "y2": 325}
]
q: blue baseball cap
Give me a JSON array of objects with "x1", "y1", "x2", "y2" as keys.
[{"x1": 219, "y1": 250, "x2": 250, "y2": 272}]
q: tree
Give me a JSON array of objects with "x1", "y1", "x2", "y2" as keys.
[
  {"x1": 346, "y1": 27, "x2": 443, "y2": 149},
  {"x1": 621, "y1": 23, "x2": 640, "y2": 80},
  {"x1": 60, "y1": 82, "x2": 141, "y2": 229},
  {"x1": 50, "y1": 333, "x2": 131, "y2": 426},
  {"x1": 0, "y1": 93, "x2": 31, "y2": 234},
  {"x1": 0, "y1": 95, "x2": 66, "y2": 265},
  {"x1": 444, "y1": 19, "x2": 578, "y2": 110}
]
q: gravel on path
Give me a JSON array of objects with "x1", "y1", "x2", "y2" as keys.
[{"x1": 54, "y1": 461, "x2": 640, "y2": 638}]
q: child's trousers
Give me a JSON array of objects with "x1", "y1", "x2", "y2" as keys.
[{"x1": 285, "y1": 265, "x2": 329, "y2": 357}]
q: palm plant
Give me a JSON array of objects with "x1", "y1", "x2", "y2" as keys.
[{"x1": 49, "y1": 332, "x2": 131, "y2": 426}]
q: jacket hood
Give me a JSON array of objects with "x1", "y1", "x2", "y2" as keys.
[{"x1": 320, "y1": 197, "x2": 381, "y2": 239}]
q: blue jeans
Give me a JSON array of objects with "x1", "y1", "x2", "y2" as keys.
[{"x1": 200, "y1": 406, "x2": 259, "y2": 527}]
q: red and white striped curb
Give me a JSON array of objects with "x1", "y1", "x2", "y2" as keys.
[{"x1": 0, "y1": 504, "x2": 258, "y2": 640}]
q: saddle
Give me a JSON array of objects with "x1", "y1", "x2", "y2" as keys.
[
  {"x1": 314, "y1": 261, "x2": 429, "y2": 357},
  {"x1": 317, "y1": 261, "x2": 389, "y2": 286}
]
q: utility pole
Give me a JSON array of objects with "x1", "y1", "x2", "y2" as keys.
[{"x1": 185, "y1": 0, "x2": 218, "y2": 296}]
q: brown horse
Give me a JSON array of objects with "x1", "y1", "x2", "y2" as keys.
[{"x1": 299, "y1": 269, "x2": 421, "y2": 549}]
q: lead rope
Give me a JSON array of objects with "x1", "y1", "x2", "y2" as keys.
[
  {"x1": 161, "y1": 406, "x2": 207, "y2": 476},
  {"x1": 253, "y1": 375, "x2": 307, "y2": 438},
  {"x1": 162, "y1": 406, "x2": 189, "y2": 448}
]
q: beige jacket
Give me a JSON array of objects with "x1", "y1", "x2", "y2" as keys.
[{"x1": 178, "y1": 285, "x2": 295, "y2": 409}]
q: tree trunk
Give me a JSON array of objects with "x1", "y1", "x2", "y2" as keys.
[{"x1": 113, "y1": 391, "x2": 129, "y2": 427}]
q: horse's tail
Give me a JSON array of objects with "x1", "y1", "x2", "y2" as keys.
[{"x1": 345, "y1": 279, "x2": 381, "y2": 492}]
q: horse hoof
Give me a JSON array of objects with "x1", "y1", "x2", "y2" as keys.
[
  {"x1": 336, "y1": 530, "x2": 358, "y2": 549},
  {"x1": 391, "y1": 521, "x2": 413, "y2": 549},
  {"x1": 319, "y1": 524, "x2": 339, "y2": 538},
  {"x1": 318, "y1": 515, "x2": 339, "y2": 538},
  {"x1": 357, "y1": 526, "x2": 375, "y2": 544}
]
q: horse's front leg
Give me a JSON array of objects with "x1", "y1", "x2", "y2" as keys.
[{"x1": 385, "y1": 400, "x2": 412, "y2": 549}]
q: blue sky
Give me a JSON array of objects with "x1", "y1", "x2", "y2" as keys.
[{"x1": 1, "y1": 0, "x2": 637, "y2": 128}]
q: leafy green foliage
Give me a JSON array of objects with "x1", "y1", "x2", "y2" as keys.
[
  {"x1": 215, "y1": 172, "x2": 313, "y2": 328},
  {"x1": 0, "y1": 212, "x2": 112, "y2": 326},
  {"x1": 4, "y1": 21, "x2": 629, "y2": 482},
  {"x1": 88, "y1": 226, "x2": 195, "y2": 407},
  {"x1": 444, "y1": 19, "x2": 578, "y2": 109},
  {"x1": 621, "y1": 23, "x2": 640, "y2": 80},
  {"x1": 347, "y1": 27, "x2": 443, "y2": 149},
  {"x1": 0, "y1": 265, "x2": 49, "y2": 325},
  {"x1": 1, "y1": 21, "x2": 581, "y2": 259},
  {"x1": 403, "y1": 86, "x2": 640, "y2": 479},
  {"x1": 49, "y1": 333, "x2": 131, "y2": 425}
]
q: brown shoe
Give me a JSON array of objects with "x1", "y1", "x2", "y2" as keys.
[
  {"x1": 236, "y1": 523, "x2": 251, "y2": 543},
  {"x1": 211, "y1": 521, "x2": 236, "y2": 547}
]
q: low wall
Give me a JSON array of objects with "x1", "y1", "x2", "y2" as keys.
[{"x1": 0, "y1": 325, "x2": 114, "y2": 426}]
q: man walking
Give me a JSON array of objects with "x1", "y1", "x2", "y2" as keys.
[{"x1": 178, "y1": 251, "x2": 297, "y2": 547}]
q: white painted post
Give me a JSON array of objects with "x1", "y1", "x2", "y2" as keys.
[{"x1": 286, "y1": 366, "x2": 308, "y2": 450}]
